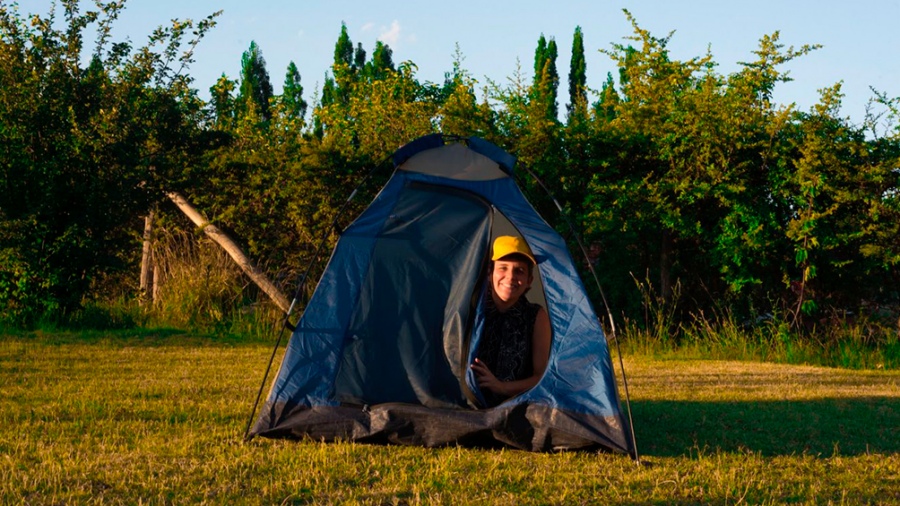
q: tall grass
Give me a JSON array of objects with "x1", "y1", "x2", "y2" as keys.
[
  {"x1": 27, "y1": 230, "x2": 288, "y2": 340},
  {"x1": 618, "y1": 276, "x2": 900, "y2": 370},
  {"x1": 141, "y1": 230, "x2": 284, "y2": 340}
]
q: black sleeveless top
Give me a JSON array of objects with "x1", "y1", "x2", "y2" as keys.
[{"x1": 477, "y1": 294, "x2": 541, "y2": 406}]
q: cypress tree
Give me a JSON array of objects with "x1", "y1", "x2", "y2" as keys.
[
  {"x1": 334, "y1": 23, "x2": 354, "y2": 67},
  {"x1": 354, "y1": 42, "x2": 367, "y2": 72},
  {"x1": 533, "y1": 34, "x2": 548, "y2": 89},
  {"x1": 545, "y1": 38, "x2": 559, "y2": 120},
  {"x1": 282, "y1": 61, "x2": 307, "y2": 120},
  {"x1": 567, "y1": 26, "x2": 587, "y2": 120},
  {"x1": 532, "y1": 34, "x2": 559, "y2": 121},
  {"x1": 367, "y1": 41, "x2": 395, "y2": 80},
  {"x1": 330, "y1": 23, "x2": 358, "y2": 105},
  {"x1": 238, "y1": 41, "x2": 274, "y2": 121}
]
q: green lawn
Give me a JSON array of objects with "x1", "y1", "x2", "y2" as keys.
[{"x1": 1, "y1": 333, "x2": 898, "y2": 504}]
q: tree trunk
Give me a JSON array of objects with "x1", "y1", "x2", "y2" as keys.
[
  {"x1": 139, "y1": 210, "x2": 155, "y2": 304},
  {"x1": 166, "y1": 190, "x2": 291, "y2": 313}
]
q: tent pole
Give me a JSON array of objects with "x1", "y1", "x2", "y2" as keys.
[
  {"x1": 516, "y1": 168, "x2": 641, "y2": 463},
  {"x1": 242, "y1": 154, "x2": 395, "y2": 441},
  {"x1": 242, "y1": 322, "x2": 290, "y2": 440}
]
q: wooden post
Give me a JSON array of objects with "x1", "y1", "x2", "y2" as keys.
[{"x1": 139, "y1": 210, "x2": 155, "y2": 304}]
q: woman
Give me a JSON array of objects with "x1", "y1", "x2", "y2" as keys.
[{"x1": 470, "y1": 235, "x2": 552, "y2": 406}]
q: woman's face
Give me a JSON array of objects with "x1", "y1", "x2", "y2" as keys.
[{"x1": 491, "y1": 258, "x2": 533, "y2": 306}]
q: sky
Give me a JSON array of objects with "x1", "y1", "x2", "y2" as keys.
[{"x1": 21, "y1": 0, "x2": 900, "y2": 127}]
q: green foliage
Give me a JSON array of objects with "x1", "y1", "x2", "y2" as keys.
[
  {"x1": 162, "y1": 26, "x2": 438, "y2": 330},
  {"x1": 586, "y1": 13, "x2": 813, "y2": 317},
  {"x1": 365, "y1": 40, "x2": 395, "y2": 81},
  {"x1": 237, "y1": 41, "x2": 274, "y2": 122},
  {"x1": 315, "y1": 61, "x2": 438, "y2": 162},
  {"x1": 0, "y1": 1, "x2": 217, "y2": 326},
  {"x1": 2, "y1": 2, "x2": 899, "y2": 348},
  {"x1": 780, "y1": 84, "x2": 900, "y2": 326},
  {"x1": 333, "y1": 22, "x2": 354, "y2": 68},
  {"x1": 280, "y1": 61, "x2": 307, "y2": 121},
  {"x1": 566, "y1": 25, "x2": 587, "y2": 121},
  {"x1": 531, "y1": 34, "x2": 559, "y2": 122},
  {"x1": 209, "y1": 73, "x2": 236, "y2": 128},
  {"x1": 435, "y1": 46, "x2": 496, "y2": 138}
]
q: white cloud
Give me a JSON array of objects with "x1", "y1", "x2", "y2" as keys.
[
  {"x1": 378, "y1": 20, "x2": 401, "y2": 47},
  {"x1": 361, "y1": 22, "x2": 375, "y2": 33}
]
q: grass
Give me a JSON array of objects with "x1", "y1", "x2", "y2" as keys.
[
  {"x1": 619, "y1": 276, "x2": 900, "y2": 371},
  {"x1": 614, "y1": 305, "x2": 900, "y2": 371},
  {"x1": 1, "y1": 332, "x2": 898, "y2": 504}
]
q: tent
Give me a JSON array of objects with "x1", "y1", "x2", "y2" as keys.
[{"x1": 248, "y1": 134, "x2": 635, "y2": 455}]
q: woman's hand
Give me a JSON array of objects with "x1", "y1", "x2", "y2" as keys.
[{"x1": 470, "y1": 358, "x2": 510, "y2": 397}]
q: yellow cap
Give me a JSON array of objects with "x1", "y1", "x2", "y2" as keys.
[{"x1": 491, "y1": 235, "x2": 536, "y2": 265}]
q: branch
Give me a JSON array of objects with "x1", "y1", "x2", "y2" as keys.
[{"x1": 166, "y1": 190, "x2": 291, "y2": 313}]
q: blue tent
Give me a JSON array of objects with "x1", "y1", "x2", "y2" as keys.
[{"x1": 250, "y1": 135, "x2": 635, "y2": 454}]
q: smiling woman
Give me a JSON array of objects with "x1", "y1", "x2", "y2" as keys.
[{"x1": 470, "y1": 235, "x2": 552, "y2": 407}]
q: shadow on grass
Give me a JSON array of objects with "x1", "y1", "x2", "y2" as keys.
[{"x1": 632, "y1": 397, "x2": 900, "y2": 457}]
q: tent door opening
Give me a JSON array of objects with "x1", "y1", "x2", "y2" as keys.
[{"x1": 332, "y1": 181, "x2": 492, "y2": 409}]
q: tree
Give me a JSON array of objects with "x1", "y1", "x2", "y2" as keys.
[
  {"x1": 365, "y1": 41, "x2": 395, "y2": 81},
  {"x1": 533, "y1": 35, "x2": 548, "y2": 88},
  {"x1": 210, "y1": 73, "x2": 236, "y2": 129},
  {"x1": 567, "y1": 26, "x2": 587, "y2": 122},
  {"x1": 315, "y1": 62, "x2": 438, "y2": 161},
  {"x1": 584, "y1": 12, "x2": 815, "y2": 315},
  {"x1": 492, "y1": 60, "x2": 564, "y2": 224},
  {"x1": 329, "y1": 23, "x2": 360, "y2": 109},
  {"x1": 532, "y1": 34, "x2": 559, "y2": 122},
  {"x1": 354, "y1": 42, "x2": 367, "y2": 71},
  {"x1": 281, "y1": 61, "x2": 308, "y2": 121},
  {"x1": 334, "y1": 23, "x2": 354, "y2": 67},
  {"x1": 237, "y1": 41, "x2": 274, "y2": 122},
  {"x1": 315, "y1": 24, "x2": 442, "y2": 155},
  {"x1": 436, "y1": 45, "x2": 495, "y2": 138},
  {"x1": 0, "y1": 1, "x2": 218, "y2": 324},
  {"x1": 779, "y1": 84, "x2": 900, "y2": 325}
]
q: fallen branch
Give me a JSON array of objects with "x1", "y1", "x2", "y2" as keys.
[{"x1": 166, "y1": 190, "x2": 291, "y2": 313}]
